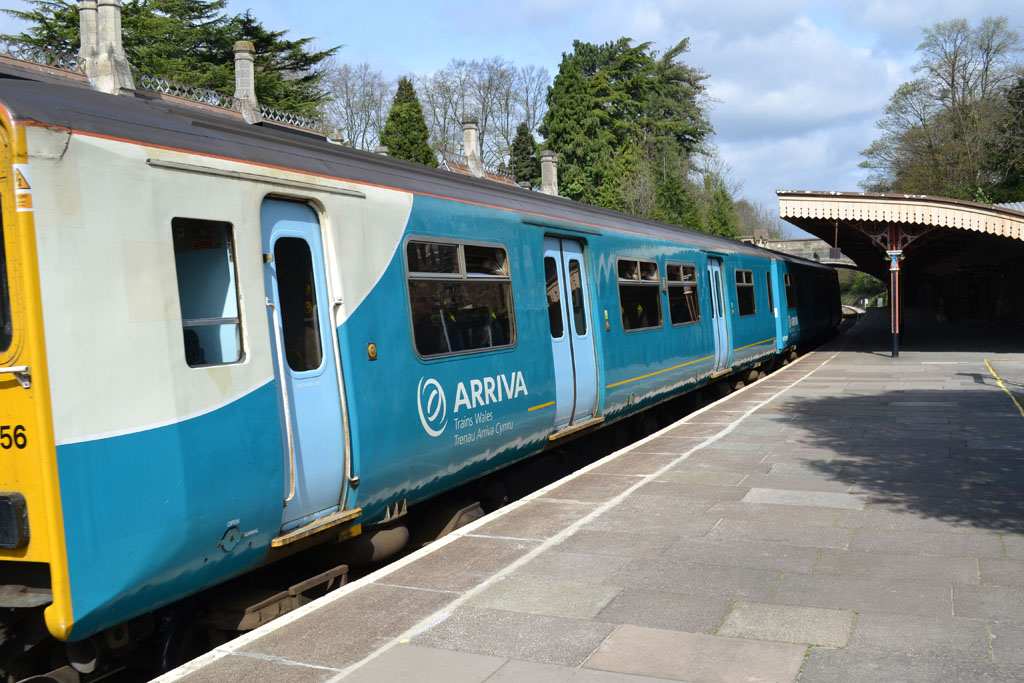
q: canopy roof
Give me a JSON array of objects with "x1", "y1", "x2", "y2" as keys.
[{"x1": 777, "y1": 190, "x2": 1024, "y2": 279}]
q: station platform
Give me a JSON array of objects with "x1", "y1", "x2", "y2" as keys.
[{"x1": 160, "y1": 310, "x2": 1024, "y2": 683}]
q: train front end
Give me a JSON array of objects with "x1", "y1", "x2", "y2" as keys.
[{"x1": 0, "y1": 106, "x2": 76, "y2": 657}]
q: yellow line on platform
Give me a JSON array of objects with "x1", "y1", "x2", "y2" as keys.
[
  {"x1": 528, "y1": 401, "x2": 555, "y2": 412},
  {"x1": 984, "y1": 358, "x2": 1024, "y2": 420},
  {"x1": 606, "y1": 355, "x2": 715, "y2": 389}
]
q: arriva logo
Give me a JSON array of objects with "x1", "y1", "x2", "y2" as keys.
[
  {"x1": 417, "y1": 372, "x2": 529, "y2": 438},
  {"x1": 417, "y1": 377, "x2": 448, "y2": 437}
]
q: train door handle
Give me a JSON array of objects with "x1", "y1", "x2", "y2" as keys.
[{"x1": 266, "y1": 298, "x2": 297, "y2": 505}]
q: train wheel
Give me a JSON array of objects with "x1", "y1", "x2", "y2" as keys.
[{"x1": 158, "y1": 603, "x2": 211, "y2": 673}]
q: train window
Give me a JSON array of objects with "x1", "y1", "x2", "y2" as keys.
[
  {"x1": 785, "y1": 273, "x2": 799, "y2": 309},
  {"x1": 407, "y1": 240, "x2": 515, "y2": 357},
  {"x1": 544, "y1": 257, "x2": 563, "y2": 338},
  {"x1": 735, "y1": 269, "x2": 755, "y2": 316},
  {"x1": 766, "y1": 271, "x2": 774, "y2": 312},
  {"x1": 407, "y1": 242, "x2": 459, "y2": 275},
  {"x1": 667, "y1": 263, "x2": 700, "y2": 325},
  {"x1": 171, "y1": 218, "x2": 243, "y2": 367},
  {"x1": 618, "y1": 258, "x2": 662, "y2": 331},
  {"x1": 275, "y1": 238, "x2": 323, "y2": 372},
  {"x1": 568, "y1": 259, "x2": 587, "y2": 335},
  {"x1": 0, "y1": 204, "x2": 11, "y2": 353}
]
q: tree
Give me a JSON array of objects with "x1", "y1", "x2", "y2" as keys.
[
  {"x1": 988, "y1": 75, "x2": 1024, "y2": 201},
  {"x1": 2, "y1": 0, "x2": 338, "y2": 115},
  {"x1": 415, "y1": 59, "x2": 550, "y2": 167},
  {"x1": 509, "y1": 122, "x2": 539, "y2": 185},
  {"x1": 860, "y1": 16, "x2": 1023, "y2": 199},
  {"x1": 380, "y1": 77, "x2": 437, "y2": 167},
  {"x1": 540, "y1": 37, "x2": 719, "y2": 233},
  {"x1": 323, "y1": 61, "x2": 394, "y2": 150},
  {"x1": 735, "y1": 200, "x2": 787, "y2": 241}
]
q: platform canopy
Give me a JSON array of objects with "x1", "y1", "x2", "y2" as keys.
[{"x1": 777, "y1": 190, "x2": 1024, "y2": 323}]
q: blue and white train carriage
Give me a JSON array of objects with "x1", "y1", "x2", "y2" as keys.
[{"x1": 0, "y1": 55, "x2": 839, "y2": 673}]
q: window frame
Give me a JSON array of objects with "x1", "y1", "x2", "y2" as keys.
[
  {"x1": 171, "y1": 217, "x2": 245, "y2": 368},
  {"x1": 617, "y1": 257, "x2": 663, "y2": 332},
  {"x1": 785, "y1": 272, "x2": 799, "y2": 309},
  {"x1": 735, "y1": 268, "x2": 756, "y2": 317},
  {"x1": 766, "y1": 270, "x2": 774, "y2": 313},
  {"x1": 405, "y1": 237, "x2": 517, "y2": 360},
  {"x1": 666, "y1": 261, "x2": 701, "y2": 326}
]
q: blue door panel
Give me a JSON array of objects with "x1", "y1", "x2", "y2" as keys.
[{"x1": 261, "y1": 199, "x2": 345, "y2": 530}]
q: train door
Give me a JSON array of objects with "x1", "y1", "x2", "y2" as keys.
[
  {"x1": 707, "y1": 257, "x2": 731, "y2": 374},
  {"x1": 543, "y1": 236, "x2": 598, "y2": 431},
  {"x1": 770, "y1": 260, "x2": 785, "y2": 351},
  {"x1": 261, "y1": 199, "x2": 346, "y2": 531}
]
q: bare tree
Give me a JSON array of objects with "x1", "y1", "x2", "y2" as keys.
[
  {"x1": 323, "y1": 60, "x2": 394, "y2": 150},
  {"x1": 517, "y1": 64, "x2": 550, "y2": 134},
  {"x1": 415, "y1": 58, "x2": 551, "y2": 167}
]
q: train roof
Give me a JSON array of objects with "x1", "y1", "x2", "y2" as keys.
[{"x1": 0, "y1": 63, "x2": 833, "y2": 271}]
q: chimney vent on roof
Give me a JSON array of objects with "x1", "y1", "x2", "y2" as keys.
[
  {"x1": 540, "y1": 150, "x2": 558, "y2": 196},
  {"x1": 374, "y1": 146, "x2": 389, "y2": 156},
  {"x1": 79, "y1": 0, "x2": 134, "y2": 95},
  {"x1": 233, "y1": 41, "x2": 261, "y2": 123},
  {"x1": 462, "y1": 117, "x2": 483, "y2": 177}
]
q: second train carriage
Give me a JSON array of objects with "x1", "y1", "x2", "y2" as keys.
[{"x1": 0, "y1": 59, "x2": 840, "y2": 670}]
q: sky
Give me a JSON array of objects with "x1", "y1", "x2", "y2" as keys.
[{"x1": 2, "y1": 1, "x2": 1022, "y2": 216}]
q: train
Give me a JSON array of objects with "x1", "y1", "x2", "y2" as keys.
[{"x1": 0, "y1": 46, "x2": 839, "y2": 680}]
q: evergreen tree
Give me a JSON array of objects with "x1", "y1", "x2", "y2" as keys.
[
  {"x1": 510, "y1": 122, "x2": 540, "y2": 185},
  {"x1": 380, "y1": 77, "x2": 437, "y2": 167},
  {"x1": 2, "y1": 0, "x2": 337, "y2": 115},
  {"x1": 540, "y1": 37, "x2": 714, "y2": 230}
]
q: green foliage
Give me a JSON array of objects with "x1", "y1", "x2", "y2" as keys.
[
  {"x1": 510, "y1": 122, "x2": 539, "y2": 186},
  {"x1": 838, "y1": 270, "x2": 885, "y2": 305},
  {"x1": 2, "y1": 0, "x2": 337, "y2": 115},
  {"x1": 380, "y1": 77, "x2": 437, "y2": 167},
  {"x1": 540, "y1": 37, "x2": 727, "y2": 235},
  {"x1": 859, "y1": 16, "x2": 1023, "y2": 201},
  {"x1": 988, "y1": 75, "x2": 1024, "y2": 202}
]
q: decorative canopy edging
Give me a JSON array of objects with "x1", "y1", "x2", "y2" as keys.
[{"x1": 778, "y1": 191, "x2": 1024, "y2": 242}]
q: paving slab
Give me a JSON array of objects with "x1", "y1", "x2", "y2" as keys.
[
  {"x1": 849, "y1": 613, "x2": 992, "y2": 660},
  {"x1": 411, "y1": 607, "x2": 615, "y2": 666},
  {"x1": 716, "y1": 602, "x2": 854, "y2": 647},
  {"x1": 989, "y1": 620, "x2": 1024, "y2": 664},
  {"x1": 485, "y1": 659, "x2": 673, "y2": 682},
  {"x1": 511, "y1": 550, "x2": 632, "y2": 584},
  {"x1": 607, "y1": 556, "x2": 782, "y2": 601},
  {"x1": 172, "y1": 654, "x2": 339, "y2": 683},
  {"x1": 952, "y1": 583, "x2": 1024, "y2": 622},
  {"x1": 705, "y1": 518, "x2": 853, "y2": 549},
  {"x1": 847, "y1": 528, "x2": 1003, "y2": 559},
  {"x1": 811, "y1": 548, "x2": 979, "y2": 584},
  {"x1": 978, "y1": 557, "x2": 1024, "y2": 587},
  {"x1": 661, "y1": 537, "x2": 820, "y2": 573},
  {"x1": 741, "y1": 487, "x2": 866, "y2": 509},
  {"x1": 582, "y1": 625, "x2": 806, "y2": 682},
  {"x1": 466, "y1": 576, "x2": 622, "y2": 620},
  {"x1": 237, "y1": 583, "x2": 455, "y2": 669},
  {"x1": 381, "y1": 535, "x2": 539, "y2": 592},
  {"x1": 340, "y1": 645, "x2": 505, "y2": 683},
  {"x1": 799, "y1": 649, "x2": 1024, "y2": 683},
  {"x1": 594, "y1": 588, "x2": 733, "y2": 633},
  {"x1": 471, "y1": 499, "x2": 599, "y2": 540},
  {"x1": 655, "y1": 469, "x2": 746, "y2": 486},
  {"x1": 770, "y1": 573, "x2": 953, "y2": 617}
]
